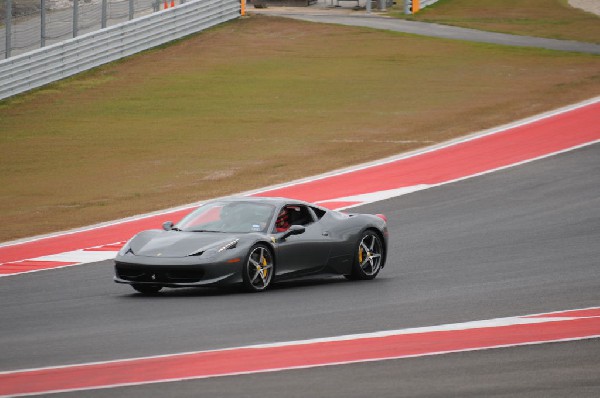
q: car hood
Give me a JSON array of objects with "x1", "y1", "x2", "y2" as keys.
[{"x1": 129, "y1": 230, "x2": 240, "y2": 258}]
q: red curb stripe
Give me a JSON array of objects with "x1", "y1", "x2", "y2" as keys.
[
  {"x1": 1, "y1": 100, "x2": 598, "y2": 270},
  {"x1": 3, "y1": 260, "x2": 78, "y2": 267},
  {"x1": 257, "y1": 102, "x2": 600, "y2": 202},
  {"x1": 0, "y1": 208, "x2": 192, "y2": 264},
  {"x1": 0, "y1": 261, "x2": 78, "y2": 274},
  {"x1": 318, "y1": 201, "x2": 361, "y2": 209},
  {"x1": 0, "y1": 314, "x2": 598, "y2": 396}
]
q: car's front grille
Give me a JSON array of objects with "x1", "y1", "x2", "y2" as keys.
[
  {"x1": 164, "y1": 270, "x2": 205, "y2": 283},
  {"x1": 116, "y1": 265, "x2": 204, "y2": 284}
]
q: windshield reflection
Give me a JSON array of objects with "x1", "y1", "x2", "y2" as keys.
[{"x1": 175, "y1": 201, "x2": 275, "y2": 234}]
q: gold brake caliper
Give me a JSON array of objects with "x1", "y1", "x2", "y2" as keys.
[
  {"x1": 261, "y1": 257, "x2": 268, "y2": 278},
  {"x1": 358, "y1": 246, "x2": 363, "y2": 263}
]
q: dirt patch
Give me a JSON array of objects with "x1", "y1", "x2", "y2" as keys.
[{"x1": 1, "y1": 15, "x2": 599, "y2": 242}]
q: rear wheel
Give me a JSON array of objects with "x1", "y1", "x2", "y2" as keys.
[
  {"x1": 131, "y1": 284, "x2": 162, "y2": 295},
  {"x1": 242, "y1": 244, "x2": 274, "y2": 292},
  {"x1": 347, "y1": 230, "x2": 384, "y2": 280}
]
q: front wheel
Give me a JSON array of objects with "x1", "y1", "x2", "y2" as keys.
[
  {"x1": 347, "y1": 230, "x2": 384, "y2": 280},
  {"x1": 131, "y1": 284, "x2": 162, "y2": 295},
  {"x1": 242, "y1": 244, "x2": 274, "y2": 292}
]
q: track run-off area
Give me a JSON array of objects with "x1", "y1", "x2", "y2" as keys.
[
  {"x1": 1, "y1": 98, "x2": 599, "y2": 275},
  {"x1": 0, "y1": 97, "x2": 599, "y2": 396}
]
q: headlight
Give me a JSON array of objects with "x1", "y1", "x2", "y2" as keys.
[
  {"x1": 218, "y1": 239, "x2": 239, "y2": 252},
  {"x1": 187, "y1": 239, "x2": 239, "y2": 257}
]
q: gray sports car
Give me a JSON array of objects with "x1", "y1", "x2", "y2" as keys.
[{"x1": 114, "y1": 197, "x2": 388, "y2": 294}]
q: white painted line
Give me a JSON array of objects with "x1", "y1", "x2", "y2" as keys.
[
  {"x1": 1, "y1": 306, "x2": 597, "y2": 376},
  {"x1": 32, "y1": 251, "x2": 118, "y2": 263},
  {"x1": 2, "y1": 139, "x2": 598, "y2": 275},
  {"x1": 315, "y1": 185, "x2": 431, "y2": 204},
  {"x1": 249, "y1": 96, "x2": 600, "y2": 195},
  {"x1": 4, "y1": 335, "x2": 600, "y2": 398},
  {"x1": 335, "y1": 139, "x2": 600, "y2": 210},
  {"x1": 1, "y1": 96, "x2": 598, "y2": 249},
  {"x1": 0, "y1": 262, "x2": 85, "y2": 278}
]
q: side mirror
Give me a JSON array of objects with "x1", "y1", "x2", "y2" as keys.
[
  {"x1": 162, "y1": 221, "x2": 174, "y2": 231},
  {"x1": 281, "y1": 224, "x2": 305, "y2": 239}
]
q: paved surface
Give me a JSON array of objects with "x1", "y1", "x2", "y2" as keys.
[
  {"x1": 3, "y1": 99, "x2": 598, "y2": 273},
  {"x1": 1, "y1": 143, "x2": 598, "y2": 395},
  {"x1": 570, "y1": 0, "x2": 600, "y2": 16},
  {"x1": 251, "y1": 9, "x2": 600, "y2": 54},
  {"x1": 52, "y1": 340, "x2": 600, "y2": 397}
]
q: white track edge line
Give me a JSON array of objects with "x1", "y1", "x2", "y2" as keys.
[
  {"x1": 4, "y1": 334, "x2": 600, "y2": 398},
  {"x1": 2, "y1": 139, "x2": 598, "y2": 279},
  {"x1": 335, "y1": 139, "x2": 600, "y2": 211},
  {"x1": 1, "y1": 306, "x2": 597, "y2": 376},
  {"x1": 249, "y1": 96, "x2": 600, "y2": 194},
  {"x1": 1, "y1": 95, "x2": 598, "y2": 248},
  {"x1": 0, "y1": 262, "x2": 85, "y2": 278}
]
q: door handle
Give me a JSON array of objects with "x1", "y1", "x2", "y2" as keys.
[{"x1": 322, "y1": 231, "x2": 329, "y2": 236}]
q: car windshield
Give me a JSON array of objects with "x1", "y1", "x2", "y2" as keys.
[{"x1": 175, "y1": 201, "x2": 276, "y2": 233}]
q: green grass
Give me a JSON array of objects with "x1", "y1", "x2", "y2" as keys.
[
  {"x1": 390, "y1": 0, "x2": 600, "y2": 43},
  {"x1": 1, "y1": 15, "x2": 599, "y2": 242}
]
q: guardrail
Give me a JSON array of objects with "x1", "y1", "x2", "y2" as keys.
[{"x1": 0, "y1": 0, "x2": 240, "y2": 101}]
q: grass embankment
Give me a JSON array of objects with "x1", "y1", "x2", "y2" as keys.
[
  {"x1": 1, "y1": 15, "x2": 599, "y2": 243},
  {"x1": 390, "y1": 0, "x2": 600, "y2": 44}
]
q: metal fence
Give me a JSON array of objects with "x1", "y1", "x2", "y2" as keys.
[
  {"x1": 0, "y1": 0, "x2": 190, "y2": 59},
  {"x1": 0, "y1": 0, "x2": 240, "y2": 100}
]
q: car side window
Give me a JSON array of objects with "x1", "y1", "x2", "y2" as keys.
[
  {"x1": 309, "y1": 206, "x2": 327, "y2": 220},
  {"x1": 274, "y1": 205, "x2": 315, "y2": 232}
]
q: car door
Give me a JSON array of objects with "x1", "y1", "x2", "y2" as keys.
[{"x1": 274, "y1": 204, "x2": 332, "y2": 278}]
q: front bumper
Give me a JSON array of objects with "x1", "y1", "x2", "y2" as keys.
[{"x1": 114, "y1": 256, "x2": 243, "y2": 287}]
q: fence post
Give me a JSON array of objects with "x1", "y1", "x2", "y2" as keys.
[
  {"x1": 404, "y1": 0, "x2": 411, "y2": 14},
  {"x1": 129, "y1": 0, "x2": 134, "y2": 20},
  {"x1": 73, "y1": 0, "x2": 79, "y2": 38},
  {"x1": 5, "y1": 0, "x2": 12, "y2": 58},
  {"x1": 102, "y1": 0, "x2": 107, "y2": 28},
  {"x1": 379, "y1": 0, "x2": 386, "y2": 11},
  {"x1": 366, "y1": 0, "x2": 371, "y2": 14},
  {"x1": 41, "y1": 0, "x2": 46, "y2": 47}
]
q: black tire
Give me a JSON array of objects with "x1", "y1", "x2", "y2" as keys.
[
  {"x1": 242, "y1": 244, "x2": 274, "y2": 292},
  {"x1": 131, "y1": 284, "x2": 162, "y2": 295},
  {"x1": 347, "y1": 230, "x2": 384, "y2": 281}
]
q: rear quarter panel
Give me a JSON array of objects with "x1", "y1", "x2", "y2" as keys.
[{"x1": 322, "y1": 211, "x2": 388, "y2": 272}]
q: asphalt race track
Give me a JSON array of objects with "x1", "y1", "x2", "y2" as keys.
[{"x1": 1, "y1": 143, "x2": 599, "y2": 396}]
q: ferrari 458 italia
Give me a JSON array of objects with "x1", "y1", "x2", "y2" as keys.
[{"x1": 114, "y1": 197, "x2": 388, "y2": 294}]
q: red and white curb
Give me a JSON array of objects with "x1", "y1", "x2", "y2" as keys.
[
  {"x1": 0, "y1": 242, "x2": 126, "y2": 275},
  {"x1": 1, "y1": 306, "x2": 598, "y2": 397},
  {"x1": 1, "y1": 96, "x2": 599, "y2": 276}
]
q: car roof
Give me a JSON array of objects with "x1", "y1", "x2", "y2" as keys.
[{"x1": 207, "y1": 196, "x2": 323, "y2": 209}]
